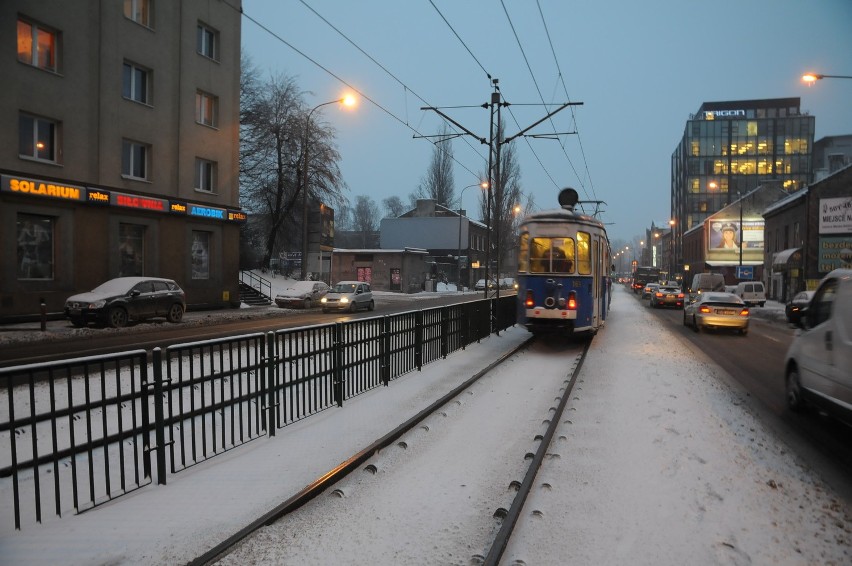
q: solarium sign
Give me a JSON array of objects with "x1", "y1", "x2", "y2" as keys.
[{"x1": 1, "y1": 174, "x2": 86, "y2": 201}]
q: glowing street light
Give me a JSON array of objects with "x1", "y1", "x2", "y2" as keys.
[
  {"x1": 802, "y1": 72, "x2": 852, "y2": 84},
  {"x1": 301, "y1": 95, "x2": 357, "y2": 280},
  {"x1": 456, "y1": 181, "x2": 489, "y2": 291}
]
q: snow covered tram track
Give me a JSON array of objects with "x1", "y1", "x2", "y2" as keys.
[{"x1": 193, "y1": 336, "x2": 589, "y2": 565}]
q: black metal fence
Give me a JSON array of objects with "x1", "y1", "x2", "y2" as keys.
[{"x1": 0, "y1": 296, "x2": 515, "y2": 530}]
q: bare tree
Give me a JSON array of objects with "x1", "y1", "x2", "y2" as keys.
[
  {"x1": 382, "y1": 195, "x2": 406, "y2": 218},
  {"x1": 415, "y1": 123, "x2": 455, "y2": 207},
  {"x1": 239, "y1": 57, "x2": 346, "y2": 268},
  {"x1": 352, "y1": 195, "x2": 380, "y2": 247}
]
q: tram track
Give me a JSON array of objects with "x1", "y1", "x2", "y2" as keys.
[{"x1": 189, "y1": 335, "x2": 591, "y2": 565}]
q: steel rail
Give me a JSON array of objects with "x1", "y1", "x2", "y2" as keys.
[{"x1": 188, "y1": 336, "x2": 535, "y2": 566}]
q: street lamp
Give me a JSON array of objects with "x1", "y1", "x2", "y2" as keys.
[
  {"x1": 802, "y1": 72, "x2": 852, "y2": 83},
  {"x1": 301, "y1": 95, "x2": 357, "y2": 281},
  {"x1": 457, "y1": 181, "x2": 488, "y2": 291},
  {"x1": 668, "y1": 219, "x2": 676, "y2": 281}
]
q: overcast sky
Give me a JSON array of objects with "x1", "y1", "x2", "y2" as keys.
[{"x1": 239, "y1": 0, "x2": 852, "y2": 243}]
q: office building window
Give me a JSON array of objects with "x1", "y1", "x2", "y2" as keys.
[
  {"x1": 195, "y1": 158, "x2": 217, "y2": 193},
  {"x1": 124, "y1": 0, "x2": 153, "y2": 27},
  {"x1": 195, "y1": 91, "x2": 218, "y2": 127},
  {"x1": 197, "y1": 23, "x2": 219, "y2": 60},
  {"x1": 17, "y1": 19, "x2": 57, "y2": 72},
  {"x1": 19, "y1": 113, "x2": 59, "y2": 162},
  {"x1": 17, "y1": 213, "x2": 54, "y2": 280},
  {"x1": 122, "y1": 139, "x2": 149, "y2": 180},
  {"x1": 191, "y1": 231, "x2": 210, "y2": 280},
  {"x1": 123, "y1": 62, "x2": 151, "y2": 104}
]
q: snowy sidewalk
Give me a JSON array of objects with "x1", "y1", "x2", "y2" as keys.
[{"x1": 1, "y1": 289, "x2": 849, "y2": 565}]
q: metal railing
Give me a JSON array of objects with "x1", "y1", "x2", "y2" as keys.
[
  {"x1": 239, "y1": 270, "x2": 272, "y2": 300},
  {"x1": 0, "y1": 296, "x2": 515, "y2": 530}
]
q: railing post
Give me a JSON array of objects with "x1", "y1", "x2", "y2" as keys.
[
  {"x1": 266, "y1": 332, "x2": 276, "y2": 437},
  {"x1": 381, "y1": 316, "x2": 390, "y2": 386},
  {"x1": 440, "y1": 306, "x2": 449, "y2": 359},
  {"x1": 415, "y1": 310, "x2": 423, "y2": 371},
  {"x1": 151, "y1": 348, "x2": 167, "y2": 486},
  {"x1": 333, "y1": 323, "x2": 344, "y2": 407}
]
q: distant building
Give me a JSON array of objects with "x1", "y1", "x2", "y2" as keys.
[
  {"x1": 813, "y1": 135, "x2": 852, "y2": 183},
  {"x1": 1, "y1": 0, "x2": 243, "y2": 320},
  {"x1": 328, "y1": 248, "x2": 429, "y2": 293},
  {"x1": 671, "y1": 98, "x2": 815, "y2": 276},
  {"x1": 380, "y1": 199, "x2": 490, "y2": 290}
]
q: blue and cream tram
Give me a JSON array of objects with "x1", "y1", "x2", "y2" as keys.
[{"x1": 517, "y1": 188, "x2": 612, "y2": 336}]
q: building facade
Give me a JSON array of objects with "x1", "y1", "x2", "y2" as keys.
[
  {"x1": 670, "y1": 98, "x2": 815, "y2": 276},
  {"x1": 1, "y1": 0, "x2": 243, "y2": 320}
]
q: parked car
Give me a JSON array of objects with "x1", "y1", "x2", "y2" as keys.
[
  {"x1": 274, "y1": 281, "x2": 329, "y2": 309},
  {"x1": 784, "y1": 269, "x2": 852, "y2": 425},
  {"x1": 474, "y1": 278, "x2": 497, "y2": 291},
  {"x1": 785, "y1": 290, "x2": 814, "y2": 324},
  {"x1": 321, "y1": 281, "x2": 374, "y2": 313},
  {"x1": 649, "y1": 285, "x2": 685, "y2": 309},
  {"x1": 734, "y1": 281, "x2": 766, "y2": 307},
  {"x1": 64, "y1": 277, "x2": 186, "y2": 328},
  {"x1": 641, "y1": 283, "x2": 660, "y2": 300},
  {"x1": 682, "y1": 291, "x2": 749, "y2": 335}
]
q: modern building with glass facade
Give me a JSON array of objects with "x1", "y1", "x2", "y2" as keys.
[
  {"x1": 0, "y1": 0, "x2": 243, "y2": 320},
  {"x1": 670, "y1": 98, "x2": 815, "y2": 274}
]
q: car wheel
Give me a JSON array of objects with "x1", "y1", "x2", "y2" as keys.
[
  {"x1": 739, "y1": 327, "x2": 748, "y2": 336},
  {"x1": 759, "y1": 302, "x2": 765, "y2": 307},
  {"x1": 368, "y1": 299, "x2": 375, "y2": 311},
  {"x1": 350, "y1": 301, "x2": 357, "y2": 313},
  {"x1": 167, "y1": 303, "x2": 184, "y2": 323},
  {"x1": 108, "y1": 307, "x2": 128, "y2": 328},
  {"x1": 304, "y1": 298, "x2": 312, "y2": 309},
  {"x1": 682, "y1": 311, "x2": 689, "y2": 326},
  {"x1": 786, "y1": 366, "x2": 805, "y2": 411},
  {"x1": 322, "y1": 309, "x2": 329, "y2": 314},
  {"x1": 692, "y1": 315, "x2": 700, "y2": 333}
]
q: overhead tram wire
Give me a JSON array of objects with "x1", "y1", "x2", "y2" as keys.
[
  {"x1": 498, "y1": 0, "x2": 593, "y2": 205},
  {"x1": 224, "y1": 0, "x2": 485, "y2": 180},
  {"x1": 536, "y1": 0, "x2": 597, "y2": 207}
]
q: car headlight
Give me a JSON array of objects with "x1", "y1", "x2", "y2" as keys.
[
  {"x1": 340, "y1": 297, "x2": 349, "y2": 303},
  {"x1": 320, "y1": 297, "x2": 327, "y2": 303},
  {"x1": 89, "y1": 300, "x2": 106, "y2": 309}
]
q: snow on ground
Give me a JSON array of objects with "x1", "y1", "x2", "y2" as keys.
[{"x1": 1, "y1": 283, "x2": 849, "y2": 565}]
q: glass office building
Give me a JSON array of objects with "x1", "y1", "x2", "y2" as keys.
[{"x1": 671, "y1": 98, "x2": 814, "y2": 269}]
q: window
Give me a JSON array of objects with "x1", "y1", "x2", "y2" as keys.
[
  {"x1": 124, "y1": 0, "x2": 153, "y2": 27},
  {"x1": 17, "y1": 19, "x2": 58, "y2": 72},
  {"x1": 123, "y1": 62, "x2": 150, "y2": 104},
  {"x1": 19, "y1": 113, "x2": 59, "y2": 162},
  {"x1": 17, "y1": 214, "x2": 54, "y2": 280},
  {"x1": 577, "y1": 232, "x2": 591, "y2": 274},
  {"x1": 191, "y1": 231, "x2": 210, "y2": 280},
  {"x1": 528, "y1": 237, "x2": 575, "y2": 273},
  {"x1": 195, "y1": 158, "x2": 217, "y2": 192},
  {"x1": 197, "y1": 23, "x2": 219, "y2": 60},
  {"x1": 118, "y1": 223, "x2": 145, "y2": 276},
  {"x1": 122, "y1": 139, "x2": 149, "y2": 180},
  {"x1": 195, "y1": 91, "x2": 218, "y2": 127}
]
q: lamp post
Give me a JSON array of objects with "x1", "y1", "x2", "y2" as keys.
[
  {"x1": 301, "y1": 95, "x2": 356, "y2": 281},
  {"x1": 456, "y1": 181, "x2": 488, "y2": 291},
  {"x1": 668, "y1": 219, "x2": 676, "y2": 282}
]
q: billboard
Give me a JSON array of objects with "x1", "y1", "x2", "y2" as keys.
[{"x1": 705, "y1": 219, "x2": 764, "y2": 264}]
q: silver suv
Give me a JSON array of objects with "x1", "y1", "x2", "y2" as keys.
[
  {"x1": 784, "y1": 268, "x2": 852, "y2": 425},
  {"x1": 321, "y1": 281, "x2": 375, "y2": 313}
]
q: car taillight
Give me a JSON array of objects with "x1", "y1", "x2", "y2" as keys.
[
  {"x1": 739, "y1": 308, "x2": 749, "y2": 316},
  {"x1": 567, "y1": 290, "x2": 577, "y2": 310},
  {"x1": 677, "y1": 293, "x2": 684, "y2": 298},
  {"x1": 699, "y1": 305, "x2": 712, "y2": 313},
  {"x1": 655, "y1": 292, "x2": 663, "y2": 297},
  {"x1": 525, "y1": 290, "x2": 534, "y2": 308}
]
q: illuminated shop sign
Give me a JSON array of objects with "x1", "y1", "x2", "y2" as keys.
[
  {"x1": 87, "y1": 188, "x2": 111, "y2": 205},
  {"x1": 704, "y1": 110, "x2": 745, "y2": 120},
  {"x1": 227, "y1": 210, "x2": 247, "y2": 222},
  {"x1": 112, "y1": 191, "x2": 168, "y2": 211},
  {"x1": 1, "y1": 174, "x2": 86, "y2": 201},
  {"x1": 819, "y1": 197, "x2": 852, "y2": 234},
  {"x1": 170, "y1": 201, "x2": 188, "y2": 214},
  {"x1": 189, "y1": 205, "x2": 225, "y2": 219}
]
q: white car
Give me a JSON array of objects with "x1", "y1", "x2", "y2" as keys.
[
  {"x1": 321, "y1": 281, "x2": 374, "y2": 313},
  {"x1": 274, "y1": 281, "x2": 329, "y2": 309},
  {"x1": 784, "y1": 269, "x2": 852, "y2": 425}
]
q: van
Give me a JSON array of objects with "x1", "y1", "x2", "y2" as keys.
[
  {"x1": 784, "y1": 269, "x2": 852, "y2": 426},
  {"x1": 689, "y1": 273, "x2": 725, "y2": 296},
  {"x1": 735, "y1": 281, "x2": 766, "y2": 307}
]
